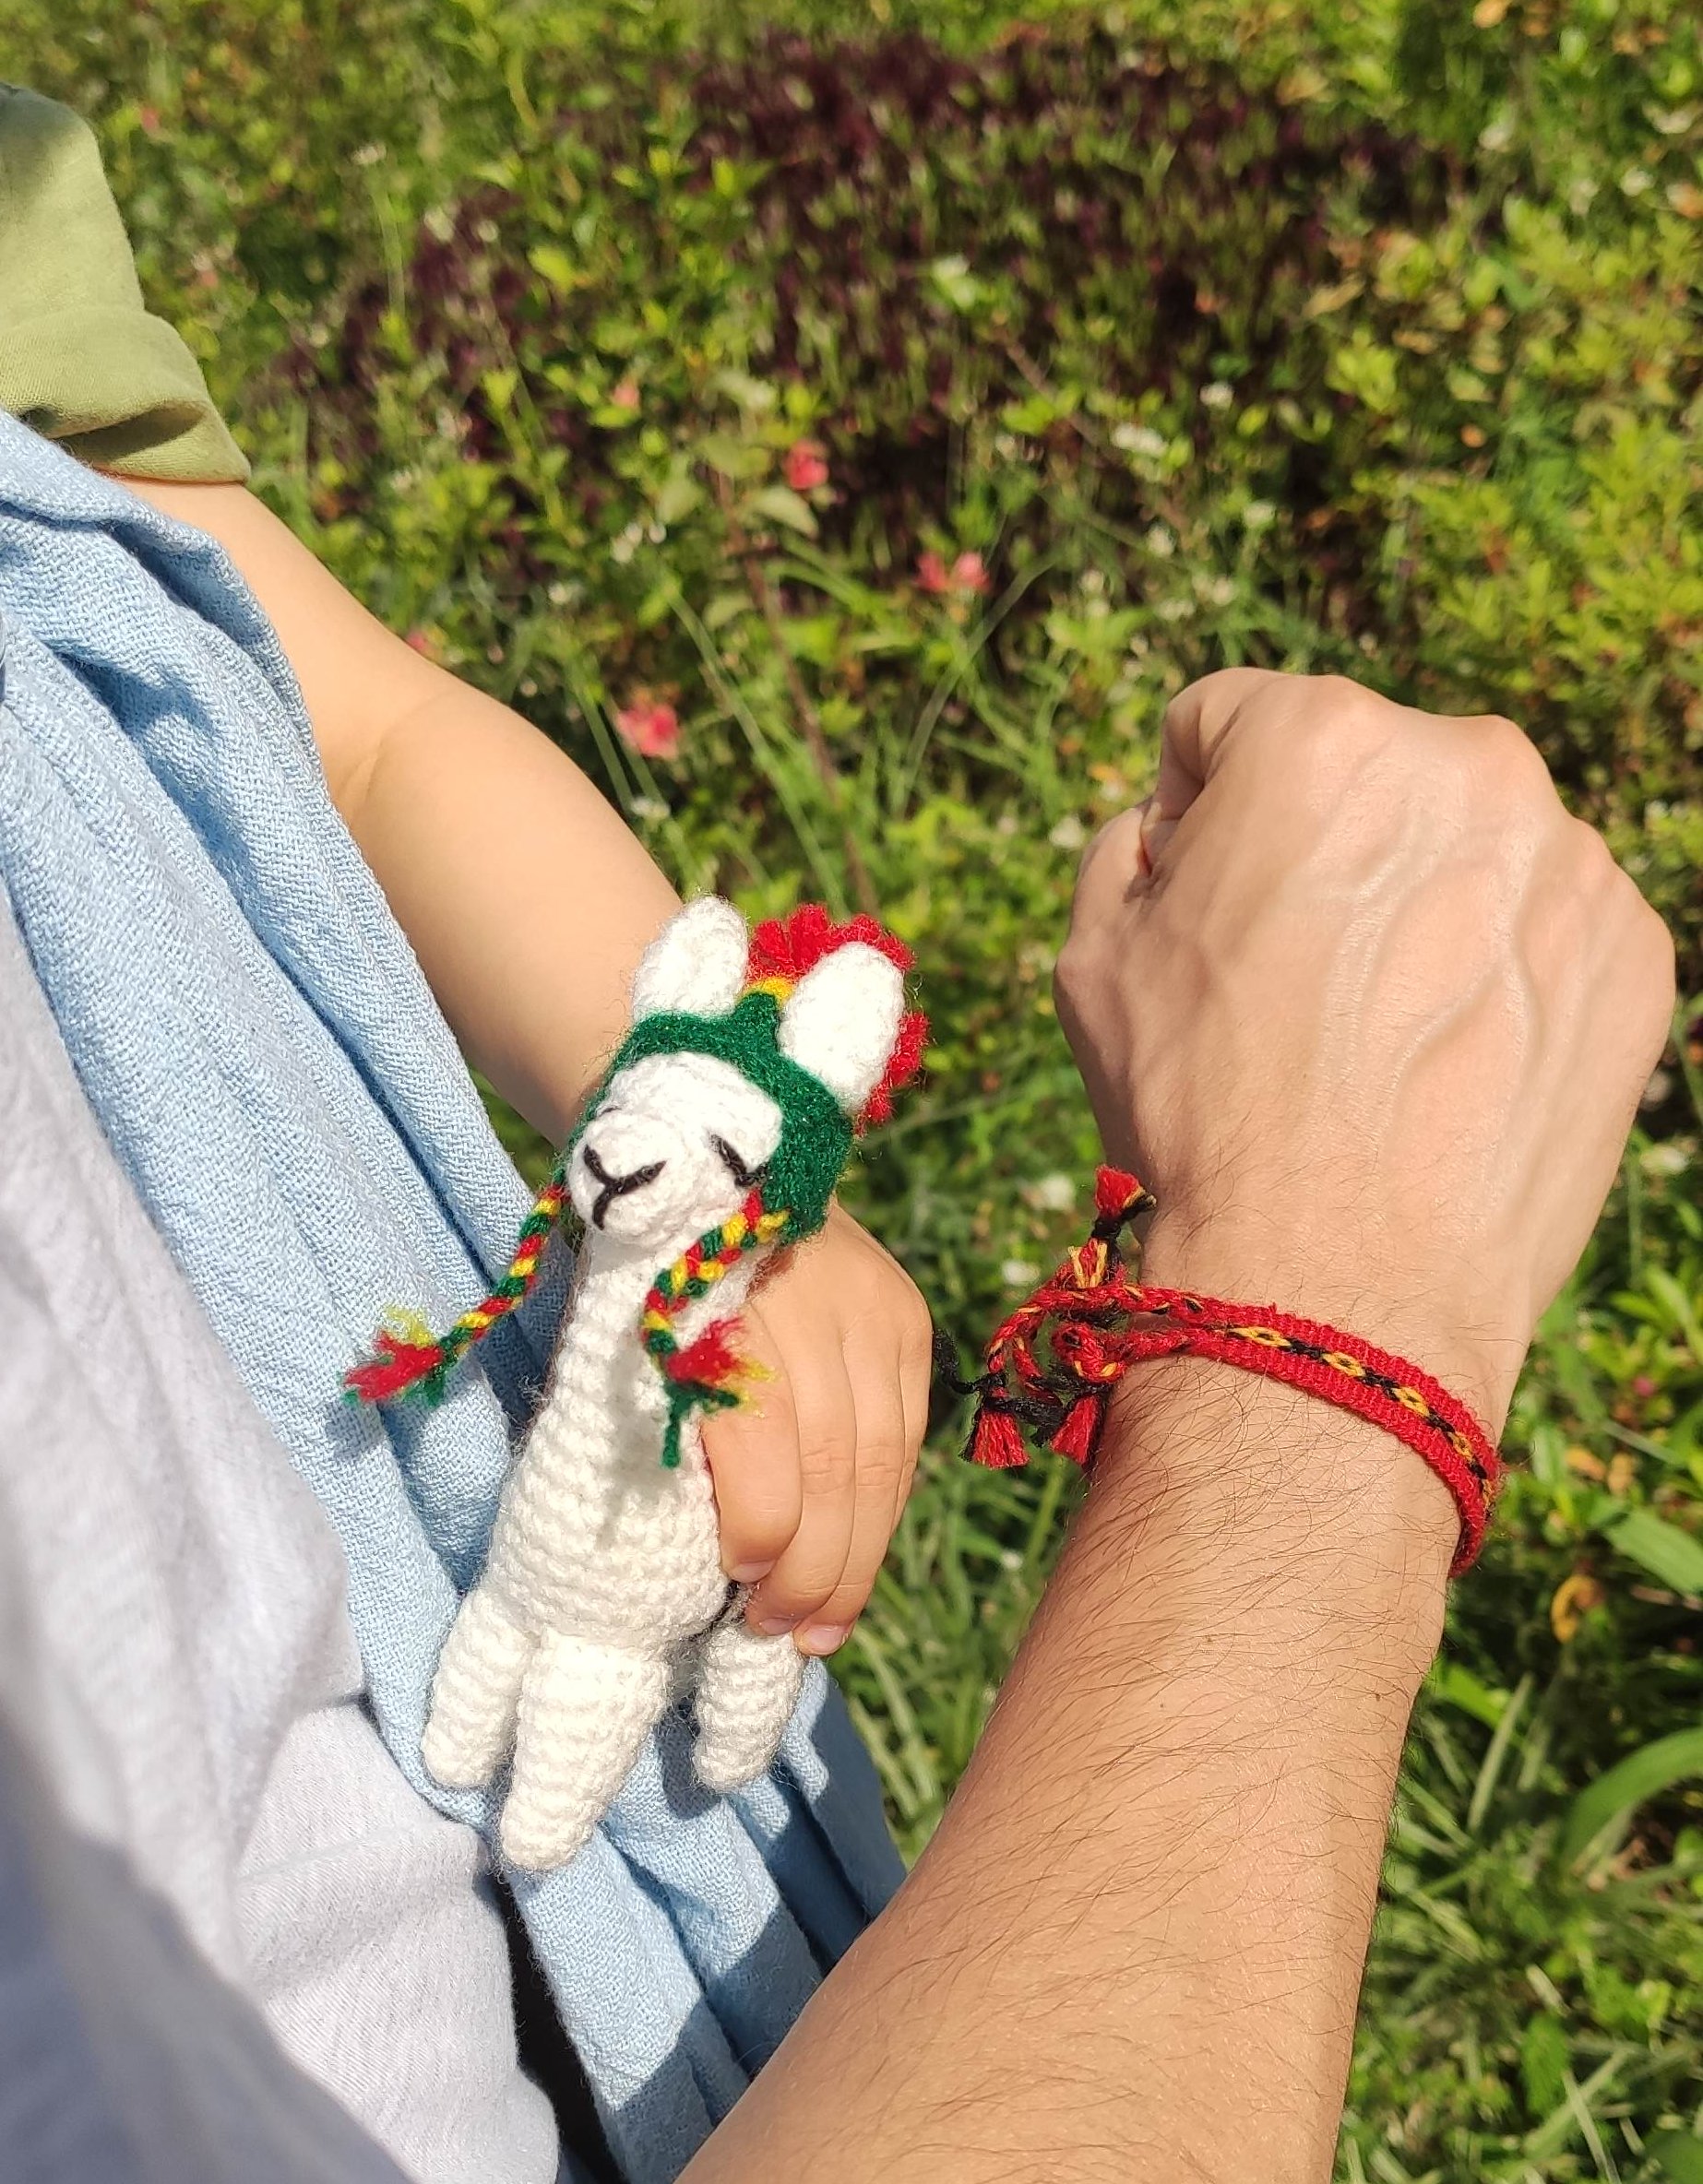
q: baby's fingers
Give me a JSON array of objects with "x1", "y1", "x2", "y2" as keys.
[
  {"x1": 742, "y1": 1344, "x2": 860, "y2": 1646},
  {"x1": 790, "y1": 1341, "x2": 912, "y2": 1655},
  {"x1": 701, "y1": 1315, "x2": 804, "y2": 1585}
]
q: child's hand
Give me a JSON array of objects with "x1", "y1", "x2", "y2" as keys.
[{"x1": 701, "y1": 1203, "x2": 932, "y2": 1656}]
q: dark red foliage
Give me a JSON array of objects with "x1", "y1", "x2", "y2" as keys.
[{"x1": 285, "y1": 27, "x2": 1460, "y2": 622}]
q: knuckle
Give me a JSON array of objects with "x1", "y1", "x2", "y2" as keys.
[
  {"x1": 1311, "y1": 671, "x2": 1386, "y2": 723},
  {"x1": 1481, "y1": 715, "x2": 1549, "y2": 792},
  {"x1": 795, "y1": 1422, "x2": 856, "y2": 1493},
  {"x1": 896, "y1": 1276, "x2": 934, "y2": 1358},
  {"x1": 720, "y1": 1499, "x2": 797, "y2": 1561},
  {"x1": 1297, "y1": 673, "x2": 1387, "y2": 742},
  {"x1": 816, "y1": 1585, "x2": 872, "y2": 1632},
  {"x1": 1632, "y1": 898, "x2": 1678, "y2": 1015},
  {"x1": 1054, "y1": 932, "x2": 1102, "y2": 1026},
  {"x1": 760, "y1": 1559, "x2": 840, "y2": 1619},
  {"x1": 1566, "y1": 813, "x2": 1623, "y2": 895},
  {"x1": 1272, "y1": 677, "x2": 1392, "y2": 787},
  {"x1": 855, "y1": 1430, "x2": 909, "y2": 1498}
]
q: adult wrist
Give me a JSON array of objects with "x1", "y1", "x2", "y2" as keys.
[
  {"x1": 1090, "y1": 1356, "x2": 1457, "y2": 1692},
  {"x1": 1137, "y1": 1205, "x2": 1523, "y2": 1435}
]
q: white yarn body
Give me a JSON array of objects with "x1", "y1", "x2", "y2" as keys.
[
  {"x1": 423, "y1": 1219, "x2": 806, "y2": 1870},
  {"x1": 420, "y1": 895, "x2": 911, "y2": 1871},
  {"x1": 482, "y1": 1243, "x2": 737, "y2": 1644}
]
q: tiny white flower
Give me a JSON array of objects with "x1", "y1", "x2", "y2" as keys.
[
  {"x1": 1001, "y1": 1258, "x2": 1042, "y2": 1289},
  {"x1": 1028, "y1": 1173, "x2": 1077, "y2": 1213},
  {"x1": 1201, "y1": 575, "x2": 1237, "y2": 607},
  {"x1": 1048, "y1": 813, "x2": 1088, "y2": 851},
  {"x1": 1243, "y1": 499, "x2": 1277, "y2": 530},
  {"x1": 629, "y1": 795, "x2": 669, "y2": 823},
  {"x1": 1157, "y1": 597, "x2": 1192, "y2": 623},
  {"x1": 1477, "y1": 117, "x2": 1515, "y2": 153},
  {"x1": 1113, "y1": 422, "x2": 1167, "y2": 459},
  {"x1": 1201, "y1": 380, "x2": 1233, "y2": 410},
  {"x1": 1641, "y1": 1140, "x2": 1691, "y2": 1179},
  {"x1": 1640, "y1": 1068, "x2": 1673, "y2": 1110},
  {"x1": 1620, "y1": 167, "x2": 1654, "y2": 197},
  {"x1": 1145, "y1": 523, "x2": 1175, "y2": 558}
]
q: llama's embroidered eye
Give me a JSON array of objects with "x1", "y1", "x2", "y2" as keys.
[{"x1": 710, "y1": 1135, "x2": 767, "y2": 1190}]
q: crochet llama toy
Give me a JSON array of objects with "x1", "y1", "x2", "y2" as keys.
[{"x1": 347, "y1": 897, "x2": 925, "y2": 1869}]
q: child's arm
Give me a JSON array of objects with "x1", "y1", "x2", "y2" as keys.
[
  {"x1": 122, "y1": 478, "x2": 932, "y2": 1652},
  {"x1": 130, "y1": 480, "x2": 677, "y2": 1137}
]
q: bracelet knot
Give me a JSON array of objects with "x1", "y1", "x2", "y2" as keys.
[{"x1": 958, "y1": 1166, "x2": 1502, "y2": 1576}]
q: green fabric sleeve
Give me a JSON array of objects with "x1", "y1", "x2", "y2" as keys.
[{"x1": 0, "y1": 85, "x2": 248, "y2": 482}]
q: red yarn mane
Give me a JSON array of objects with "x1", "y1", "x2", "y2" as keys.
[{"x1": 746, "y1": 905, "x2": 928, "y2": 1126}]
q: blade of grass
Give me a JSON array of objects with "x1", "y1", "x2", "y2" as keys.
[{"x1": 1468, "y1": 1670, "x2": 1531, "y2": 1834}]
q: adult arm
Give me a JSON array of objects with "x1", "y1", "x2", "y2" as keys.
[{"x1": 682, "y1": 670, "x2": 1675, "y2": 2184}]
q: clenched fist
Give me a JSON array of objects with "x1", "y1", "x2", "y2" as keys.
[{"x1": 1055, "y1": 670, "x2": 1675, "y2": 1430}]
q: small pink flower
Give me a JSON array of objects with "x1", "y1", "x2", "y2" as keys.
[
  {"x1": 918, "y1": 549, "x2": 991, "y2": 598},
  {"x1": 1632, "y1": 1374, "x2": 1659, "y2": 1401},
  {"x1": 784, "y1": 439, "x2": 829, "y2": 493},
  {"x1": 138, "y1": 104, "x2": 161, "y2": 137},
  {"x1": 614, "y1": 694, "x2": 680, "y2": 761},
  {"x1": 611, "y1": 377, "x2": 641, "y2": 412},
  {"x1": 403, "y1": 627, "x2": 438, "y2": 659}
]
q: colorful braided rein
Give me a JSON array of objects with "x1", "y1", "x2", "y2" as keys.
[
  {"x1": 958, "y1": 1166, "x2": 1503, "y2": 1576},
  {"x1": 342, "y1": 1170, "x2": 574, "y2": 1407},
  {"x1": 342, "y1": 1171, "x2": 793, "y2": 1465},
  {"x1": 641, "y1": 1189, "x2": 793, "y2": 1468}
]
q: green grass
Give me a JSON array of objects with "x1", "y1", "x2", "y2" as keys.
[{"x1": 14, "y1": 0, "x2": 1703, "y2": 2171}]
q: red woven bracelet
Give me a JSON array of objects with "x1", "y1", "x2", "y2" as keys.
[{"x1": 959, "y1": 1167, "x2": 1502, "y2": 1576}]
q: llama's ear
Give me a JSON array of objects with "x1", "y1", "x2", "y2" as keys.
[
  {"x1": 777, "y1": 944, "x2": 906, "y2": 1115},
  {"x1": 631, "y1": 897, "x2": 749, "y2": 1021}
]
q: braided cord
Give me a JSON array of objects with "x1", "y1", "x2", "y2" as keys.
[
  {"x1": 962, "y1": 1167, "x2": 1502, "y2": 1576},
  {"x1": 640, "y1": 1190, "x2": 793, "y2": 1466},
  {"x1": 344, "y1": 1164, "x2": 574, "y2": 1406}
]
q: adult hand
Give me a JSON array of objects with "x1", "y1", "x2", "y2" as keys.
[{"x1": 1056, "y1": 669, "x2": 1674, "y2": 1429}]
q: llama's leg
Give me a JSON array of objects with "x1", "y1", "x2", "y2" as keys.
[
  {"x1": 692, "y1": 1619, "x2": 806, "y2": 1795},
  {"x1": 498, "y1": 1633, "x2": 672, "y2": 1870},
  {"x1": 422, "y1": 1583, "x2": 535, "y2": 1790}
]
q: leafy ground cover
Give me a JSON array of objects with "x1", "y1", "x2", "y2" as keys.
[{"x1": 14, "y1": 0, "x2": 1703, "y2": 2172}]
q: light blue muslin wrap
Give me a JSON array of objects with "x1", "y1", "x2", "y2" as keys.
[{"x1": 0, "y1": 413, "x2": 903, "y2": 2183}]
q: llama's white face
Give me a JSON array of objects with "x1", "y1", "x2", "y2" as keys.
[
  {"x1": 573, "y1": 894, "x2": 911, "y2": 1258},
  {"x1": 568, "y1": 1053, "x2": 784, "y2": 1250}
]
